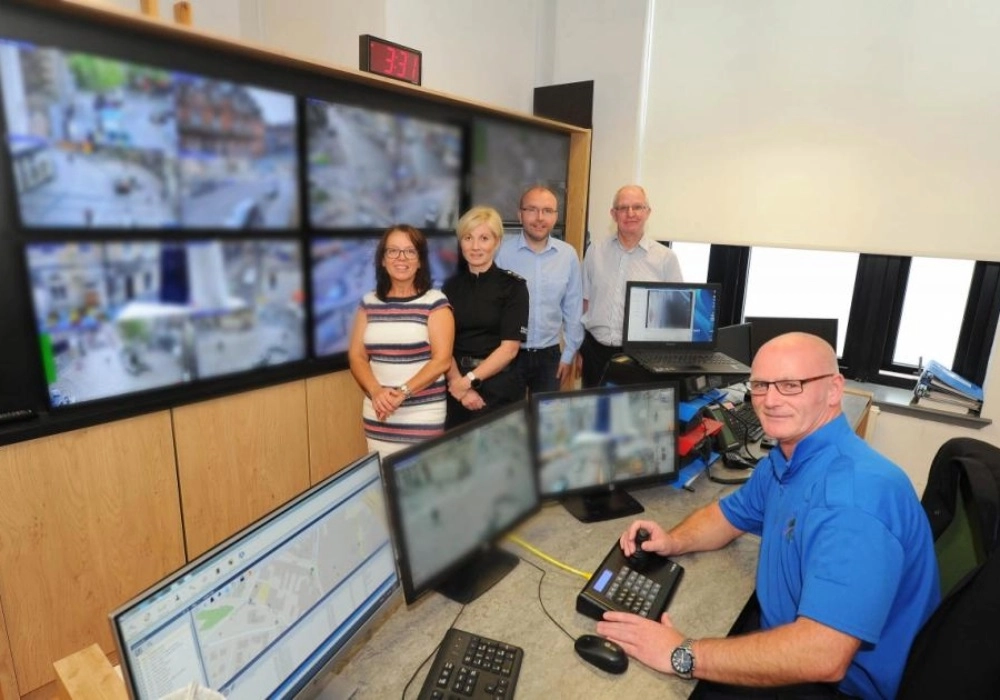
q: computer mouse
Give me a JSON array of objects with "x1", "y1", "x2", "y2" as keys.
[
  {"x1": 574, "y1": 634, "x2": 629, "y2": 674},
  {"x1": 627, "y1": 527, "x2": 651, "y2": 568}
]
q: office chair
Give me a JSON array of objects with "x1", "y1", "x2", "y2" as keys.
[
  {"x1": 896, "y1": 548, "x2": 1000, "y2": 699},
  {"x1": 920, "y1": 437, "x2": 1000, "y2": 596}
]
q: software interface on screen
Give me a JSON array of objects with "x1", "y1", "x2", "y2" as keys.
[
  {"x1": 386, "y1": 405, "x2": 536, "y2": 595},
  {"x1": 111, "y1": 453, "x2": 396, "y2": 700},
  {"x1": 310, "y1": 236, "x2": 459, "y2": 358},
  {"x1": 0, "y1": 38, "x2": 299, "y2": 229},
  {"x1": 305, "y1": 99, "x2": 462, "y2": 230},
  {"x1": 26, "y1": 239, "x2": 305, "y2": 408},
  {"x1": 625, "y1": 285, "x2": 718, "y2": 344},
  {"x1": 535, "y1": 385, "x2": 677, "y2": 496}
]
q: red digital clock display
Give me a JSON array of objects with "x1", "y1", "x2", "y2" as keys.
[{"x1": 360, "y1": 35, "x2": 422, "y2": 86}]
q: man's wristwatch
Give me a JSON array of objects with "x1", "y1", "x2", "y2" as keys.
[
  {"x1": 465, "y1": 371, "x2": 482, "y2": 390},
  {"x1": 670, "y1": 638, "x2": 696, "y2": 680},
  {"x1": 398, "y1": 383, "x2": 412, "y2": 399}
]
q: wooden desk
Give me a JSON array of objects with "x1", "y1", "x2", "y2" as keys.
[{"x1": 333, "y1": 479, "x2": 758, "y2": 699}]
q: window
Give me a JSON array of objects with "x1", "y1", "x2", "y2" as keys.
[
  {"x1": 893, "y1": 257, "x2": 974, "y2": 369},
  {"x1": 743, "y1": 247, "x2": 859, "y2": 355},
  {"x1": 668, "y1": 241, "x2": 710, "y2": 283}
]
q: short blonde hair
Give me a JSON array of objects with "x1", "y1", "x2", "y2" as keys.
[{"x1": 457, "y1": 206, "x2": 504, "y2": 243}]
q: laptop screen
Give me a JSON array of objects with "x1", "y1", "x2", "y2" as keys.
[{"x1": 623, "y1": 282, "x2": 721, "y2": 349}]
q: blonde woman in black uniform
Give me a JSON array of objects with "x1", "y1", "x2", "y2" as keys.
[{"x1": 442, "y1": 206, "x2": 528, "y2": 428}]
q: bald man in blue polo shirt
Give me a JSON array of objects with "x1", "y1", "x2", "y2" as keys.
[{"x1": 598, "y1": 333, "x2": 939, "y2": 700}]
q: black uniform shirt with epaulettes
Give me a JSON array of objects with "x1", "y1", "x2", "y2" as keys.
[{"x1": 443, "y1": 264, "x2": 529, "y2": 358}]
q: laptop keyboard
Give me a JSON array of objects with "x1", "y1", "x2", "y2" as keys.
[{"x1": 639, "y1": 351, "x2": 733, "y2": 366}]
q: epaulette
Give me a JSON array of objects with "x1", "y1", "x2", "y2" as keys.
[{"x1": 500, "y1": 267, "x2": 525, "y2": 282}]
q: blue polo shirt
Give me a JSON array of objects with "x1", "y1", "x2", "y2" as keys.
[{"x1": 720, "y1": 414, "x2": 939, "y2": 699}]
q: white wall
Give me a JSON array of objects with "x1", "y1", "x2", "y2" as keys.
[
  {"x1": 551, "y1": 0, "x2": 650, "y2": 239},
  {"x1": 641, "y1": 0, "x2": 1000, "y2": 262}
]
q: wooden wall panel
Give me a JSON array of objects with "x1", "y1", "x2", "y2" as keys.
[
  {"x1": 0, "y1": 412, "x2": 183, "y2": 695},
  {"x1": 173, "y1": 382, "x2": 310, "y2": 558},
  {"x1": 0, "y1": 594, "x2": 19, "y2": 700},
  {"x1": 566, "y1": 129, "x2": 593, "y2": 256},
  {"x1": 306, "y1": 372, "x2": 367, "y2": 484}
]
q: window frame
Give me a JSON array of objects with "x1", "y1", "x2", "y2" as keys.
[{"x1": 670, "y1": 242, "x2": 999, "y2": 390}]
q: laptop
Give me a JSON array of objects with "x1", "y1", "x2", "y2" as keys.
[{"x1": 622, "y1": 282, "x2": 752, "y2": 376}]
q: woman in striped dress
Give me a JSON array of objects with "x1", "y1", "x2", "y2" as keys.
[{"x1": 348, "y1": 225, "x2": 455, "y2": 457}]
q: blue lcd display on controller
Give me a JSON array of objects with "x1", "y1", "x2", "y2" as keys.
[{"x1": 593, "y1": 569, "x2": 613, "y2": 593}]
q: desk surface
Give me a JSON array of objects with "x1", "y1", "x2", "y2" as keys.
[{"x1": 334, "y1": 479, "x2": 759, "y2": 699}]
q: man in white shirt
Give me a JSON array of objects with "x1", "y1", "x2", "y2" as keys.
[{"x1": 580, "y1": 184, "x2": 683, "y2": 387}]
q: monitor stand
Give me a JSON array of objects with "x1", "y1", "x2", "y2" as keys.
[
  {"x1": 435, "y1": 547, "x2": 520, "y2": 604},
  {"x1": 560, "y1": 490, "x2": 644, "y2": 523}
]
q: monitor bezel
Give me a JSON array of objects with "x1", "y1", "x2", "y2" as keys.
[
  {"x1": 530, "y1": 379, "x2": 681, "y2": 501},
  {"x1": 745, "y1": 316, "x2": 839, "y2": 358},
  {"x1": 379, "y1": 401, "x2": 539, "y2": 604},
  {"x1": 108, "y1": 450, "x2": 399, "y2": 700}
]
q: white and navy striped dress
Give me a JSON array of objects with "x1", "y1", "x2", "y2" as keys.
[{"x1": 360, "y1": 289, "x2": 450, "y2": 456}]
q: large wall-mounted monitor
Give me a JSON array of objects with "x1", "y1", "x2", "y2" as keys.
[
  {"x1": 532, "y1": 381, "x2": 679, "y2": 522},
  {"x1": 305, "y1": 99, "x2": 461, "y2": 231},
  {"x1": 469, "y1": 117, "x2": 569, "y2": 225},
  {"x1": 310, "y1": 234, "x2": 459, "y2": 359},
  {"x1": 110, "y1": 452, "x2": 397, "y2": 700},
  {"x1": 0, "y1": 37, "x2": 299, "y2": 229},
  {"x1": 380, "y1": 402, "x2": 538, "y2": 604},
  {"x1": 26, "y1": 239, "x2": 305, "y2": 408}
]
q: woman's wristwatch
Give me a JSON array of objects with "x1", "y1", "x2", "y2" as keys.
[
  {"x1": 398, "y1": 383, "x2": 412, "y2": 399},
  {"x1": 465, "y1": 371, "x2": 482, "y2": 390}
]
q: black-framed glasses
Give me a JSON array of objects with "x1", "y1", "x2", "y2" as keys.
[
  {"x1": 747, "y1": 374, "x2": 834, "y2": 396},
  {"x1": 385, "y1": 247, "x2": 418, "y2": 260},
  {"x1": 520, "y1": 206, "x2": 557, "y2": 217},
  {"x1": 612, "y1": 204, "x2": 649, "y2": 214}
]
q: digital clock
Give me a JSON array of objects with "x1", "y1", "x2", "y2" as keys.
[{"x1": 359, "y1": 34, "x2": 422, "y2": 86}]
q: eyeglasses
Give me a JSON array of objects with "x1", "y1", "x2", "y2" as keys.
[
  {"x1": 747, "y1": 374, "x2": 834, "y2": 396},
  {"x1": 613, "y1": 204, "x2": 649, "y2": 214},
  {"x1": 385, "y1": 247, "x2": 418, "y2": 260},
  {"x1": 520, "y1": 206, "x2": 557, "y2": 217}
]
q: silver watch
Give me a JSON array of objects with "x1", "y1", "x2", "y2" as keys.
[
  {"x1": 399, "y1": 383, "x2": 412, "y2": 399},
  {"x1": 670, "y1": 638, "x2": 695, "y2": 680}
]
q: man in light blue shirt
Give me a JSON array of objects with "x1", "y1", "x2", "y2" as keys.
[{"x1": 496, "y1": 186, "x2": 583, "y2": 393}]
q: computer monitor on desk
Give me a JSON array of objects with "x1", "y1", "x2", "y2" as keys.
[
  {"x1": 380, "y1": 402, "x2": 539, "y2": 605},
  {"x1": 109, "y1": 452, "x2": 397, "y2": 700},
  {"x1": 532, "y1": 381, "x2": 679, "y2": 523},
  {"x1": 746, "y1": 317, "x2": 840, "y2": 358}
]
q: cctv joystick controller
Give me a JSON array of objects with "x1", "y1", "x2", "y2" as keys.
[{"x1": 628, "y1": 528, "x2": 651, "y2": 569}]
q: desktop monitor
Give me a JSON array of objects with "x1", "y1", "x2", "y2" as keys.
[
  {"x1": 380, "y1": 401, "x2": 539, "y2": 604},
  {"x1": 532, "y1": 381, "x2": 679, "y2": 523},
  {"x1": 717, "y1": 322, "x2": 753, "y2": 368},
  {"x1": 746, "y1": 317, "x2": 839, "y2": 358},
  {"x1": 109, "y1": 452, "x2": 398, "y2": 700}
]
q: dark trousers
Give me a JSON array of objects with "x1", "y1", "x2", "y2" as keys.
[
  {"x1": 580, "y1": 330, "x2": 622, "y2": 388},
  {"x1": 515, "y1": 345, "x2": 561, "y2": 395},
  {"x1": 690, "y1": 594, "x2": 853, "y2": 700}
]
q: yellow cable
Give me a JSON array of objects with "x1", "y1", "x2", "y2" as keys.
[{"x1": 506, "y1": 533, "x2": 592, "y2": 580}]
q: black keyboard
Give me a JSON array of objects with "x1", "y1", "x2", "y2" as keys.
[
  {"x1": 418, "y1": 628, "x2": 523, "y2": 700},
  {"x1": 729, "y1": 402, "x2": 764, "y2": 443},
  {"x1": 639, "y1": 350, "x2": 732, "y2": 366}
]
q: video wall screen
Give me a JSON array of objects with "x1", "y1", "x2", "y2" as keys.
[
  {"x1": 469, "y1": 117, "x2": 570, "y2": 225},
  {"x1": 305, "y1": 99, "x2": 462, "y2": 231},
  {"x1": 26, "y1": 239, "x2": 305, "y2": 408},
  {"x1": 0, "y1": 38, "x2": 299, "y2": 229},
  {"x1": 310, "y1": 234, "x2": 459, "y2": 358}
]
